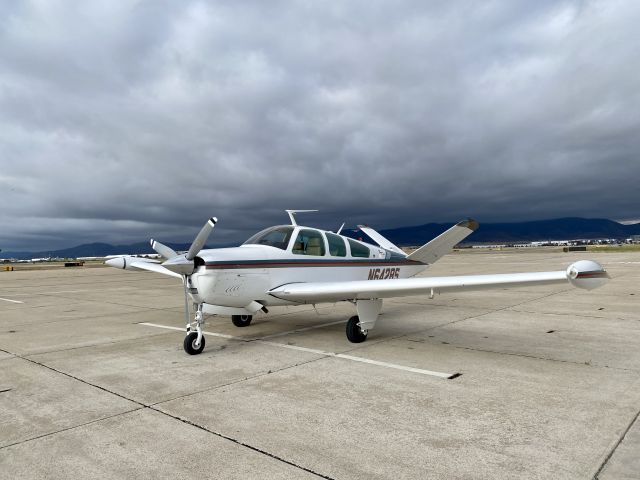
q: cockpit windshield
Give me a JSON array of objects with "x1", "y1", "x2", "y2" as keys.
[{"x1": 243, "y1": 226, "x2": 294, "y2": 250}]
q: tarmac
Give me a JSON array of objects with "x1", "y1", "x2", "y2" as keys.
[{"x1": 0, "y1": 249, "x2": 638, "y2": 479}]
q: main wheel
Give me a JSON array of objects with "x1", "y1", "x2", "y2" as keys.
[
  {"x1": 346, "y1": 315, "x2": 368, "y2": 343},
  {"x1": 184, "y1": 331, "x2": 205, "y2": 355},
  {"x1": 232, "y1": 314, "x2": 252, "y2": 327}
]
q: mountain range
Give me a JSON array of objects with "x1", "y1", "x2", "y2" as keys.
[
  {"x1": 2, "y1": 217, "x2": 639, "y2": 260},
  {"x1": 376, "y1": 217, "x2": 640, "y2": 246}
]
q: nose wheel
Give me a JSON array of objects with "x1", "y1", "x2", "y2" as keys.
[{"x1": 184, "y1": 331, "x2": 205, "y2": 355}]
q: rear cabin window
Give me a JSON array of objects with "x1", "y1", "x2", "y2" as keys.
[
  {"x1": 292, "y1": 229, "x2": 326, "y2": 256},
  {"x1": 243, "y1": 226, "x2": 293, "y2": 250},
  {"x1": 348, "y1": 238, "x2": 370, "y2": 258},
  {"x1": 326, "y1": 232, "x2": 347, "y2": 257}
]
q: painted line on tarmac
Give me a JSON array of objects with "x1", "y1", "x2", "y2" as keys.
[
  {"x1": 0, "y1": 297, "x2": 24, "y2": 304},
  {"x1": 139, "y1": 322, "x2": 237, "y2": 339},
  {"x1": 139, "y1": 322, "x2": 457, "y2": 379}
]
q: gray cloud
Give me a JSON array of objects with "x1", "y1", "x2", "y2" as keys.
[{"x1": 1, "y1": 0, "x2": 639, "y2": 251}]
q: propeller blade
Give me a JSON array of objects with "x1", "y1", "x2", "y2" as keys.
[
  {"x1": 150, "y1": 239, "x2": 178, "y2": 259},
  {"x1": 186, "y1": 217, "x2": 217, "y2": 260}
]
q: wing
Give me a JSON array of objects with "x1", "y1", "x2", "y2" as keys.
[
  {"x1": 268, "y1": 260, "x2": 608, "y2": 303},
  {"x1": 105, "y1": 256, "x2": 183, "y2": 279},
  {"x1": 129, "y1": 260, "x2": 183, "y2": 279}
]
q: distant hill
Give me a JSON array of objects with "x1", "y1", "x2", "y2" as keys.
[
  {"x1": 1, "y1": 241, "x2": 198, "y2": 261},
  {"x1": 3, "y1": 217, "x2": 639, "y2": 259}
]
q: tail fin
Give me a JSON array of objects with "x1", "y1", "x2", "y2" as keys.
[
  {"x1": 357, "y1": 225, "x2": 406, "y2": 256},
  {"x1": 407, "y1": 219, "x2": 478, "y2": 264}
]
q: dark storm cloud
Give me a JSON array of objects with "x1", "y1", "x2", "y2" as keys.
[{"x1": 1, "y1": 0, "x2": 639, "y2": 250}]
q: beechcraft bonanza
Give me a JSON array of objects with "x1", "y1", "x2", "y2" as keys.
[{"x1": 105, "y1": 210, "x2": 609, "y2": 355}]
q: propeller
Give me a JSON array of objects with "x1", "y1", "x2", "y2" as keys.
[{"x1": 150, "y1": 217, "x2": 217, "y2": 275}]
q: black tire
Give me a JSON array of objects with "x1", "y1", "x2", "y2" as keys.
[
  {"x1": 346, "y1": 315, "x2": 368, "y2": 343},
  {"x1": 232, "y1": 314, "x2": 253, "y2": 327},
  {"x1": 184, "y1": 331, "x2": 205, "y2": 355}
]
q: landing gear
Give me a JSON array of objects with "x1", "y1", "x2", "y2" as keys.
[
  {"x1": 184, "y1": 305, "x2": 206, "y2": 355},
  {"x1": 232, "y1": 314, "x2": 252, "y2": 327},
  {"x1": 346, "y1": 315, "x2": 368, "y2": 343},
  {"x1": 184, "y1": 331, "x2": 205, "y2": 355}
]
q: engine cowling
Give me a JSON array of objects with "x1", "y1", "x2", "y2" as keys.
[{"x1": 566, "y1": 260, "x2": 609, "y2": 290}]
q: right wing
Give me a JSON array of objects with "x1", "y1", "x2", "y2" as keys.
[{"x1": 269, "y1": 260, "x2": 608, "y2": 303}]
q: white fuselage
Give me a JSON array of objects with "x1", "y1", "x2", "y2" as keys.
[{"x1": 189, "y1": 225, "x2": 427, "y2": 308}]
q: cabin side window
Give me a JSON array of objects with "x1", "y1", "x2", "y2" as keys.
[
  {"x1": 348, "y1": 238, "x2": 371, "y2": 258},
  {"x1": 292, "y1": 229, "x2": 326, "y2": 256},
  {"x1": 326, "y1": 232, "x2": 347, "y2": 257}
]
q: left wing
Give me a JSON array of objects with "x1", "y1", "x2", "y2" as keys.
[
  {"x1": 269, "y1": 260, "x2": 608, "y2": 303},
  {"x1": 104, "y1": 256, "x2": 183, "y2": 279}
]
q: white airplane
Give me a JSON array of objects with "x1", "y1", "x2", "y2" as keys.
[{"x1": 105, "y1": 211, "x2": 609, "y2": 355}]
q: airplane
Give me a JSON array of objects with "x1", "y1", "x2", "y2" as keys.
[{"x1": 105, "y1": 210, "x2": 609, "y2": 355}]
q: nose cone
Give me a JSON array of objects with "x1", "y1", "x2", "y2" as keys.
[{"x1": 105, "y1": 257, "x2": 126, "y2": 269}]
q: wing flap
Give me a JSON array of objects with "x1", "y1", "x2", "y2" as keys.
[{"x1": 269, "y1": 270, "x2": 568, "y2": 303}]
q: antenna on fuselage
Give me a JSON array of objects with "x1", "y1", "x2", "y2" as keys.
[
  {"x1": 286, "y1": 209, "x2": 319, "y2": 226},
  {"x1": 336, "y1": 222, "x2": 345, "y2": 234}
]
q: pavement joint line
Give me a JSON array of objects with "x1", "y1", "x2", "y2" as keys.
[
  {"x1": 0, "y1": 275, "x2": 165, "y2": 287},
  {"x1": 507, "y1": 308, "x2": 611, "y2": 320},
  {"x1": 1, "y1": 301, "x2": 180, "y2": 319},
  {"x1": 150, "y1": 355, "x2": 326, "y2": 408},
  {"x1": 2, "y1": 347, "x2": 336, "y2": 477},
  {"x1": 138, "y1": 322, "x2": 457, "y2": 379},
  {"x1": 0, "y1": 408, "x2": 145, "y2": 450},
  {"x1": 592, "y1": 407, "x2": 640, "y2": 479},
  {"x1": 35, "y1": 292, "x2": 184, "y2": 312},
  {"x1": 0, "y1": 297, "x2": 24, "y2": 304},
  {"x1": 420, "y1": 287, "x2": 576, "y2": 333},
  {"x1": 450, "y1": 343, "x2": 640, "y2": 372},
  {"x1": 21, "y1": 331, "x2": 173, "y2": 358},
  {"x1": 148, "y1": 405, "x2": 336, "y2": 480},
  {"x1": 5, "y1": 308, "x2": 176, "y2": 330},
  {"x1": 6, "y1": 290, "x2": 90, "y2": 296},
  {"x1": 247, "y1": 319, "x2": 347, "y2": 340}
]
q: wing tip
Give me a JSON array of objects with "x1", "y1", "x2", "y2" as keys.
[{"x1": 457, "y1": 218, "x2": 479, "y2": 231}]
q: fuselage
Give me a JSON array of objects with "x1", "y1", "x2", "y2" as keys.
[{"x1": 189, "y1": 224, "x2": 427, "y2": 308}]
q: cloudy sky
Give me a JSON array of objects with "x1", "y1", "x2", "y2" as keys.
[{"x1": 1, "y1": 0, "x2": 639, "y2": 251}]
